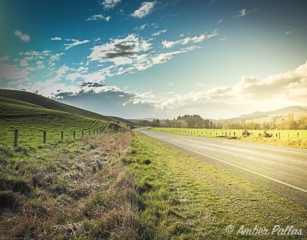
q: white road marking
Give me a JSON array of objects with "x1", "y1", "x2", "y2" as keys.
[{"x1": 154, "y1": 136, "x2": 307, "y2": 194}]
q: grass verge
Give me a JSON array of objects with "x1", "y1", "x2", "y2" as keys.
[
  {"x1": 0, "y1": 131, "x2": 140, "y2": 239},
  {"x1": 125, "y1": 132, "x2": 307, "y2": 239}
]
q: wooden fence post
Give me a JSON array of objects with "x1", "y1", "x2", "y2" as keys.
[
  {"x1": 14, "y1": 130, "x2": 18, "y2": 148},
  {"x1": 73, "y1": 131, "x2": 76, "y2": 140},
  {"x1": 297, "y1": 132, "x2": 299, "y2": 139},
  {"x1": 89, "y1": 130, "x2": 90, "y2": 136},
  {"x1": 82, "y1": 130, "x2": 84, "y2": 138},
  {"x1": 43, "y1": 131, "x2": 46, "y2": 144},
  {"x1": 61, "y1": 131, "x2": 64, "y2": 140}
]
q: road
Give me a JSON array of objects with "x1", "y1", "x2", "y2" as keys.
[{"x1": 141, "y1": 130, "x2": 307, "y2": 208}]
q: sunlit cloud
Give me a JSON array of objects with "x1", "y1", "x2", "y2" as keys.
[
  {"x1": 86, "y1": 14, "x2": 111, "y2": 22},
  {"x1": 162, "y1": 30, "x2": 218, "y2": 48},
  {"x1": 152, "y1": 29, "x2": 167, "y2": 36},
  {"x1": 131, "y1": 2, "x2": 156, "y2": 18},
  {"x1": 100, "y1": 0, "x2": 121, "y2": 10},
  {"x1": 64, "y1": 39, "x2": 90, "y2": 50}
]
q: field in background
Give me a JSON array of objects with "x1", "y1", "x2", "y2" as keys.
[
  {"x1": 125, "y1": 132, "x2": 307, "y2": 239},
  {"x1": 153, "y1": 127, "x2": 307, "y2": 148}
]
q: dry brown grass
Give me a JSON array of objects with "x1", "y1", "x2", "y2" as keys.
[{"x1": 0, "y1": 131, "x2": 140, "y2": 239}]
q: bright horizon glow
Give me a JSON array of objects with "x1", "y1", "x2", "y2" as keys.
[{"x1": 1, "y1": 0, "x2": 307, "y2": 119}]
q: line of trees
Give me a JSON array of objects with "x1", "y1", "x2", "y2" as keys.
[
  {"x1": 140, "y1": 115, "x2": 215, "y2": 128},
  {"x1": 139, "y1": 113, "x2": 307, "y2": 130}
]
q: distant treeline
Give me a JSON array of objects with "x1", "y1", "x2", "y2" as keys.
[{"x1": 139, "y1": 113, "x2": 307, "y2": 130}]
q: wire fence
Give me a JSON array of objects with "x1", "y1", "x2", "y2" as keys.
[{"x1": 8, "y1": 128, "x2": 106, "y2": 148}]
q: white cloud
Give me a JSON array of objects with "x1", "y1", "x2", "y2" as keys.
[
  {"x1": 14, "y1": 30, "x2": 22, "y2": 37},
  {"x1": 36, "y1": 60, "x2": 45, "y2": 69},
  {"x1": 131, "y1": 2, "x2": 156, "y2": 18},
  {"x1": 51, "y1": 36, "x2": 62, "y2": 41},
  {"x1": 20, "y1": 59, "x2": 29, "y2": 67},
  {"x1": 14, "y1": 30, "x2": 30, "y2": 42},
  {"x1": 152, "y1": 51, "x2": 182, "y2": 64},
  {"x1": 24, "y1": 50, "x2": 50, "y2": 61},
  {"x1": 47, "y1": 65, "x2": 70, "y2": 82},
  {"x1": 77, "y1": 66, "x2": 88, "y2": 73},
  {"x1": 236, "y1": 9, "x2": 247, "y2": 18},
  {"x1": 88, "y1": 34, "x2": 151, "y2": 65},
  {"x1": 0, "y1": 63, "x2": 32, "y2": 81},
  {"x1": 137, "y1": 90, "x2": 155, "y2": 99},
  {"x1": 152, "y1": 29, "x2": 167, "y2": 36},
  {"x1": 86, "y1": 14, "x2": 111, "y2": 21},
  {"x1": 100, "y1": 0, "x2": 121, "y2": 10},
  {"x1": 21, "y1": 34, "x2": 30, "y2": 42},
  {"x1": 135, "y1": 24, "x2": 148, "y2": 30},
  {"x1": 155, "y1": 61, "x2": 307, "y2": 117},
  {"x1": 64, "y1": 39, "x2": 90, "y2": 50},
  {"x1": 162, "y1": 30, "x2": 218, "y2": 48},
  {"x1": 285, "y1": 29, "x2": 299, "y2": 35},
  {"x1": 49, "y1": 53, "x2": 64, "y2": 66},
  {"x1": 0, "y1": 55, "x2": 10, "y2": 62},
  {"x1": 217, "y1": 19, "x2": 222, "y2": 24},
  {"x1": 27, "y1": 80, "x2": 69, "y2": 97}
]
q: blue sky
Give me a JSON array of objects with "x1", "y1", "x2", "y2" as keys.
[{"x1": 1, "y1": 0, "x2": 307, "y2": 119}]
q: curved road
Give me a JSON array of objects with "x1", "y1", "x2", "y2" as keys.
[{"x1": 141, "y1": 130, "x2": 307, "y2": 208}]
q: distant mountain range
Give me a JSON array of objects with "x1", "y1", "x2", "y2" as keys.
[{"x1": 236, "y1": 106, "x2": 307, "y2": 120}]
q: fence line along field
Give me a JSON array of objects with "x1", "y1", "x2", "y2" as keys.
[
  {"x1": 0, "y1": 91, "x2": 124, "y2": 148},
  {"x1": 152, "y1": 127, "x2": 307, "y2": 148}
]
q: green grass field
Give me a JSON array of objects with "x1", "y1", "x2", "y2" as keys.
[
  {"x1": 126, "y1": 132, "x2": 307, "y2": 239},
  {"x1": 152, "y1": 127, "x2": 307, "y2": 148},
  {"x1": 0, "y1": 103, "x2": 108, "y2": 147},
  {"x1": 153, "y1": 127, "x2": 307, "y2": 139},
  {"x1": 0, "y1": 91, "x2": 126, "y2": 148}
]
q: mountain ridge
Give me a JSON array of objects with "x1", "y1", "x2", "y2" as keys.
[{"x1": 236, "y1": 106, "x2": 307, "y2": 120}]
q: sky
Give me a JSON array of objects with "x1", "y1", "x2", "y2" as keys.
[{"x1": 1, "y1": 0, "x2": 307, "y2": 119}]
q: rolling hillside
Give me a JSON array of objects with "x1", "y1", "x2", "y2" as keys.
[
  {"x1": 237, "y1": 106, "x2": 307, "y2": 121},
  {"x1": 0, "y1": 89, "x2": 127, "y2": 147},
  {"x1": 0, "y1": 89, "x2": 112, "y2": 121}
]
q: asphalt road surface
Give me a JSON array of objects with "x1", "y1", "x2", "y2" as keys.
[{"x1": 141, "y1": 130, "x2": 307, "y2": 208}]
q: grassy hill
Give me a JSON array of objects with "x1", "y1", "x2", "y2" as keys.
[
  {"x1": 0, "y1": 89, "x2": 112, "y2": 121},
  {"x1": 237, "y1": 105, "x2": 307, "y2": 122},
  {"x1": 107, "y1": 116, "x2": 138, "y2": 128},
  {"x1": 0, "y1": 89, "x2": 125, "y2": 147}
]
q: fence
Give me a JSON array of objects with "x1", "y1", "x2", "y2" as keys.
[
  {"x1": 11, "y1": 128, "x2": 106, "y2": 148},
  {"x1": 155, "y1": 128, "x2": 305, "y2": 140}
]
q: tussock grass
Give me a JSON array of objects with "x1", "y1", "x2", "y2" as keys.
[
  {"x1": 126, "y1": 132, "x2": 307, "y2": 239},
  {"x1": 0, "y1": 131, "x2": 140, "y2": 239}
]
